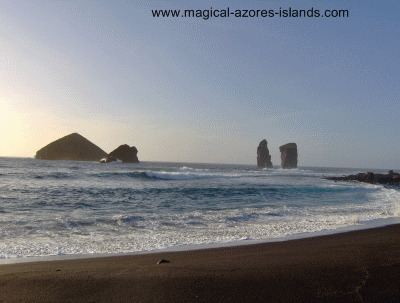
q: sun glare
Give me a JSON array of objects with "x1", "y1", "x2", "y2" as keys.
[{"x1": 0, "y1": 99, "x2": 29, "y2": 157}]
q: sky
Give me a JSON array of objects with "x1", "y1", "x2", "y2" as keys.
[{"x1": 0, "y1": 0, "x2": 399, "y2": 169}]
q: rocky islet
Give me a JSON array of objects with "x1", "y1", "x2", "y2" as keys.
[{"x1": 35, "y1": 133, "x2": 139, "y2": 163}]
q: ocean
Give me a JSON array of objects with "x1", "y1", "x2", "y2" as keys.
[{"x1": 1, "y1": 157, "x2": 399, "y2": 263}]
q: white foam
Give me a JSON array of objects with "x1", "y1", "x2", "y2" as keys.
[
  {"x1": 179, "y1": 166, "x2": 210, "y2": 172},
  {"x1": 2, "y1": 194, "x2": 399, "y2": 261}
]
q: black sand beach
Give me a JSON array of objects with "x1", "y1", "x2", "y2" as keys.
[{"x1": 1, "y1": 224, "x2": 399, "y2": 302}]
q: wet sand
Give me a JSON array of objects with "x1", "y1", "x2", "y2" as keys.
[{"x1": 1, "y1": 224, "x2": 399, "y2": 302}]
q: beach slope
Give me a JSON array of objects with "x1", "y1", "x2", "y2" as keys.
[{"x1": 1, "y1": 224, "x2": 399, "y2": 302}]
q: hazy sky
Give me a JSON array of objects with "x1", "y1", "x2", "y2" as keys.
[{"x1": 1, "y1": 0, "x2": 399, "y2": 168}]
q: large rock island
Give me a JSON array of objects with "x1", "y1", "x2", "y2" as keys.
[
  {"x1": 100, "y1": 144, "x2": 139, "y2": 163},
  {"x1": 35, "y1": 133, "x2": 107, "y2": 161},
  {"x1": 257, "y1": 139, "x2": 273, "y2": 168},
  {"x1": 279, "y1": 143, "x2": 298, "y2": 169}
]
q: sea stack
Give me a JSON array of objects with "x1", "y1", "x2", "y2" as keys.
[
  {"x1": 257, "y1": 139, "x2": 273, "y2": 168},
  {"x1": 100, "y1": 144, "x2": 139, "y2": 163},
  {"x1": 35, "y1": 133, "x2": 107, "y2": 161},
  {"x1": 279, "y1": 143, "x2": 298, "y2": 169}
]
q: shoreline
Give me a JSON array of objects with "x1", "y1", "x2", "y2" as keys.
[
  {"x1": 2, "y1": 217, "x2": 399, "y2": 265},
  {"x1": 1, "y1": 223, "x2": 399, "y2": 302}
]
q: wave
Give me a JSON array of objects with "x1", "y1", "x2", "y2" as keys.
[
  {"x1": 92, "y1": 169, "x2": 240, "y2": 181},
  {"x1": 102, "y1": 168, "x2": 324, "y2": 181},
  {"x1": 94, "y1": 171, "x2": 150, "y2": 180},
  {"x1": 32, "y1": 172, "x2": 74, "y2": 180},
  {"x1": 36, "y1": 165, "x2": 328, "y2": 182},
  {"x1": 144, "y1": 171, "x2": 239, "y2": 180},
  {"x1": 179, "y1": 166, "x2": 208, "y2": 171},
  {"x1": 264, "y1": 168, "x2": 327, "y2": 177}
]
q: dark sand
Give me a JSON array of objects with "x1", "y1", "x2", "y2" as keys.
[{"x1": 1, "y1": 224, "x2": 399, "y2": 302}]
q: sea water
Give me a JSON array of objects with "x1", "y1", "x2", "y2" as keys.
[{"x1": 1, "y1": 157, "x2": 399, "y2": 262}]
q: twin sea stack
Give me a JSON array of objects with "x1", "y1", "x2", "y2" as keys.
[
  {"x1": 257, "y1": 140, "x2": 298, "y2": 169},
  {"x1": 35, "y1": 133, "x2": 139, "y2": 163}
]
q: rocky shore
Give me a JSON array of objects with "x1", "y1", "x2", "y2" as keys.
[{"x1": 327, "y1": 171, "x2": 400, "y2": 186}]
